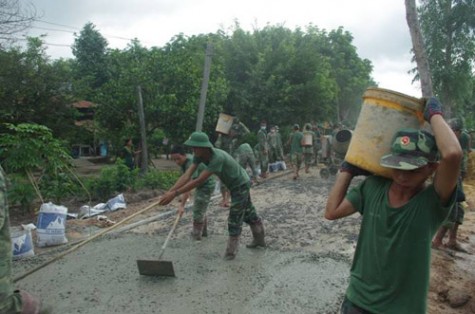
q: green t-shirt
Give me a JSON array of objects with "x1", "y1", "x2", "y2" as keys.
[
  {"x1": 290, "y1": 131, "x2": 304, "y2": 154},
  {"x1": 233, "y1": 143, "x2": 253, "y2": 156},
  {"x1": 181, "y1": 155, "x2": 215, "y2": 192},
  {"x1": 345, "y1": 176, "x2": 454, "y2": 314},
  {"x1": 193, "y1": 148, "x2": 249, "y2": 190}
]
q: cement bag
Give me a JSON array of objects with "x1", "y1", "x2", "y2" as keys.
[
  {"x1": 277, "y1": 161, "x2": 287, "y2": 170},
  {"x1": 104, "y1": 193, "x2": 126, "y2": 211},
  {"x1": 36, "y1": 202, "x2": 68, "y2": 247},
  {"x1": 11, "y1": 229, "x2": 34, "y2": 259}
]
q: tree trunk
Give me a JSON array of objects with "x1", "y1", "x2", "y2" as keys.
[{"x1": 405, "y1": 0, "x2": 433, "y2": 98}]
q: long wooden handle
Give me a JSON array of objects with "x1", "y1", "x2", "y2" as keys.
[{"x1": 158, "y1": 213, "x2": 181, "y2": 260}]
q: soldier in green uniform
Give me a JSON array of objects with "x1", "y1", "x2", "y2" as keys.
[
  {"x1": 288, "y1": 124, "x2": 304, "y2": 180},
  {"x1": 326, "y1": 97, "x2": 461, "y2": 313},
  {"x1": 256, "y1": 121, "x2": 269, "y2": 178},
  {"x1": 159, "y1": 132, "x2": 266, "y2": 260},
  {"x1": 267, "y1": 126, "x2": 279, "y2": 164},
  {"x1": 170, "y1": 145, "x2": 215, "y2": 241},
  {"x1": 274, "y1": 126, "x2": 285, "y2": 162},
  {"x1": 432, "y1": 118, "x2": 471, "y2": 252},
  {"x1": 0, "y1": 166, "x2": 46, "y2": 313},
  {"x1": 232, "y1": 141, "x2": 260, "y2": 184}
]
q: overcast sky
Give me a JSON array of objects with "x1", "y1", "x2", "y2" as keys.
[{"x1": 26, "y1": 0, "x2": 421, "y2": 97}]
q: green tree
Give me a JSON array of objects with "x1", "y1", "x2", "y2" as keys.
[
  {"x1": 72, "y1": 22, "x2": 110, "y2": 99},
  {"x1": 322, "y1": 27, "x2": 374, "y2": 126},
  {"x1": 223, "y1": 24, "x2": 372, "y2": 129},
  {"x1": 416, "y1": 0, "x2": 475, "y2": 119},
  {"x1": 0, "y1": 37, "x2": 76, "y2": 138},
  {"x1": 94, "y1": 34, "x2": 228, "y2": 153}
]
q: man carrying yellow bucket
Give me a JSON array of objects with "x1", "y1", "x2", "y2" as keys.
[{"x1": 325, "y1": 97, "x2": 462, "y2": 313}]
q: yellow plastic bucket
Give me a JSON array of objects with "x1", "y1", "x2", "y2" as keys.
[
  {"x1": 215, "y1": 113, "x2": 234, "y2": 134},
  {"x1": 345, "y1": 87, "x2": 425, "y2": 178}
]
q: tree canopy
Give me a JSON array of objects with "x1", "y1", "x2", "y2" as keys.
[
  {"x1": 415, "y1": 0, "x2": 475, "y2": 124},
  {"x1": 1, "y1": 21, "x2": 375, "y2": 159}
]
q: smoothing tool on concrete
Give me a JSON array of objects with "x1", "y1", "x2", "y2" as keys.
[{"x1": 137, "y1": 213, "x2": 181, "y2": 276}]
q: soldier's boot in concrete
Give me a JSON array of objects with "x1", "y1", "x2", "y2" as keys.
[
  {"x1": 19, "y1": 290, "x2": 41, "y2": 314},
  {"x1": 224, "y1": 235, "x2": 240, "y2": 260},
  {"x1": 202, "y1": 217, "x2": 208, "y2": 237},
  {"x1": 246, "y1": 221, "x2": 266, "y2": 249},
  {"x1": 191, "y1": 221, "x2": 204, "y2": 241}
]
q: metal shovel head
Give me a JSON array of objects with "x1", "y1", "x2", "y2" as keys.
[{"x1": 137, "y1": 259, "x2": 175, "y2": 277}]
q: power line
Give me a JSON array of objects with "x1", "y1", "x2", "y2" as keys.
[
  {"x1": 33, "y1": 19, "x2": 143, "y2": 43},
  {"x1": 35, "y1": 20, "x2": 80, "y2": 31},
  {"x1": 7, "y1": 36, "x2": 71, "y2": 47},
  {"x1": 32, "y1": 26, "x2": 75, "y2": 34}
]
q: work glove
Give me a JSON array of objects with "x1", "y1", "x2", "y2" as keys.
[
  {"x1": 423, "y1": 97, "x2": 443, "y2": 122},
  {"x1": 340, "y1": 161, "x2": 372, "y2": 177}
]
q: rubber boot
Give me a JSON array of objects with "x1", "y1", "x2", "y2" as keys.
[
  {"x1": 224, "y1": 236, "x2": 240, "y2": 260},
  {"x1": 202, "y1": 217, "x2": 208, "y2": 237},
  {"x1": 246, "y1": 221, "x2": 266, "y2": 248},
  {"x1": 19, "y1": 290, "x2": 40, "y2": 314},
  {"x1": 191, "y1": 221, "x2": 204, "y2": 241}
]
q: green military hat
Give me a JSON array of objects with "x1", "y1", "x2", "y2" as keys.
[
  {"x1": 184, "y1": 131, "x2": 214, "y2": 148},
  {"x1": 379, "y1": 128, "x2": 438, "y2": 170}
]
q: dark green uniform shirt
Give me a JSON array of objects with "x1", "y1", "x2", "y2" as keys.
[
  {"x1": 193, "y1": 148, "x2": 249, "y2": 190},
  {"x1": 181, "y1": 155, "x2": 215, "y2": 192},
  {"x1": 290, "y1": 131, "x2": 304, "y2": 154}
]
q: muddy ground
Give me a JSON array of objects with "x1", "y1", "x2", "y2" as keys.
[{"x1": 10, "y1": 158, "x2": 475, "y2": 314}]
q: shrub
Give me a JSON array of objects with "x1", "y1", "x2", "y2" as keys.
[
  {"x1": 135, "y1": 169, "x2": 180, "y2": 190},
  {"x1": 6, "y1": 175, "x2": 36, "y2": 213},
  {"x1": 85, "y1": 160, "x2": 139, "y2": 200}
]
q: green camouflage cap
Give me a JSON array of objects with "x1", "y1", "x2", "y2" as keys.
[
  {"x1": 184, "y1": 131, "x2": 214, "y2": 148},
  {"x1": 379, "y1": 128, "x2": 438, "y2": 170}
]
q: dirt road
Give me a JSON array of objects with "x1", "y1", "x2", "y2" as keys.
[{"x1": 12, "y1": 163, "x2": 475, "y2": 313}]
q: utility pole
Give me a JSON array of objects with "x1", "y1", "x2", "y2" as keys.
[
  {"x1": 195, "y1": 42, "x2": 213, "y2": 131},
  {"x1": 136, "y1": 85, "x2": 148, "y2": 173}
]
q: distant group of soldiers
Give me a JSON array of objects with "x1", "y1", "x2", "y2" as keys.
[{"x1": 214, "y1": 118, "x2": 345, "y2": 181}]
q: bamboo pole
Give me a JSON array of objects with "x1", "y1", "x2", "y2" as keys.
[{"x1": 13, "y1": 200, "x2": 162, "y2": 283}]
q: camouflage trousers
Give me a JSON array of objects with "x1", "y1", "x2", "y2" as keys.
[
  {"x1": 276, "y1": 146, "x2": 285, "y2": 161},
  {"x1": 303, "y1": 152, "x2": 313, "y2": 166},
  {"x1": 236, "y1": 151, "x2": 259, "y2": 178},
  {"x1": 192, "y1": 186, "x2": 213, "y2": 223},
  {"x1": 268, "y1": 147, "x2": 278, "y2": 163},
  {"x1": 228, "y1": 182, "x2": 261, "y2": 236},
  {"x1": 303, "y1": 146, "x2": 314, "y2": 166},
  {"x1": 257, "y1": 151, "x2": 269, "y2": 174},
  {"x1": 291, "y1": 152, "x2": 303, "y2": 169},
  {"x1": 0, "y1": 220, "x2": 22, "y2": 313}
]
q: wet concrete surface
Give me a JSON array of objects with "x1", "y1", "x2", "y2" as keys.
[{"x1": 13, "y1": 168, "x2": 358, "y2": 314}]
